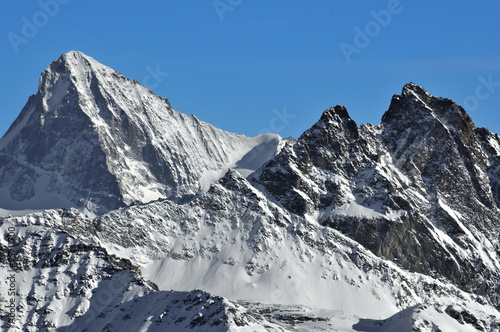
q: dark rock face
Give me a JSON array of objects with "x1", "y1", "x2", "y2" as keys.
[
  {"x1": 0, "y1": 76, "x2": 122, "y2": 213},
  {"x1": 253, "y1": 83, "x2": 500, "y2": 304},
  {"x1": 255, "y1": 105, "x2": 373, "y2": 215}
]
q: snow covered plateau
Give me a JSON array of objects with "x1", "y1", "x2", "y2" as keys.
[{"x1": 1, "y1": 51, "x2": 500, "y2": 331}]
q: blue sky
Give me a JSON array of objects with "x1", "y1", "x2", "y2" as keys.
[{"x1": 1, "y1": 1, "x2": 499, "y2": 139}]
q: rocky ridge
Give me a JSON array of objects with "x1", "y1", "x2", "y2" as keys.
[{"x1": 253, "y1": 83, "x2": 500, "y2": 305}]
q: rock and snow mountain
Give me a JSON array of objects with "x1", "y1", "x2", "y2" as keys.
[
  {"x1": 0, "y1": 51, "x2": 280, "y2": 215},
  {"x1": 1, "y1": 52, "x2": 500, "y2": 331},
  {"x1": 252, "y1": 83, "x2": 500, "y2": 305}
]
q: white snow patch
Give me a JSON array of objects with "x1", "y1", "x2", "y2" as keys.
[{"x1": 199, "y1": 133, "x2": 281, "y2": 192}]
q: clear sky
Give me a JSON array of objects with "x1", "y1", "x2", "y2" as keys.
[{"x1": 1, "y1": 1, "x2": 500, "y2": 139}]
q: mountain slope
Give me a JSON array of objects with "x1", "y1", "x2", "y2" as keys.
[
  {"x1": 0, "y1": 218, "x2": 298, "y2": 332},
  {"x1": 3, "y1": 171, "x2": 499, "y2": 331},
  {"x1": 0, "y1": 51, "x2": 280, "y2": 215}
]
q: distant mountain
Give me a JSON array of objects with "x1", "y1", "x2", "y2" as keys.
[
  {"x1": 0, "y1": 51, "x2": 280, "y2": 215},
  {"x1": 1, "y1": 52, "x2": 499, "y2": 331}
]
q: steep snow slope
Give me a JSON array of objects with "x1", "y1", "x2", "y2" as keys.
[
  {"x1": 4, "y1": 170, "x2": 499, "y2": 330},
  {"x1": 0, "y1": 51, "x2": 281, "y2": 215},
  {"x1": 0, "y1": 219, "x2": 298, "y2": 331},
  {"x1": 10, "y1": 215, "x2": 492, "y2": 332}
]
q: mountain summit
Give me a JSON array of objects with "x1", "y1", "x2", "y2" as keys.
[{"x1": 0, "y1": 51, "x2": 280, "y2": 215}]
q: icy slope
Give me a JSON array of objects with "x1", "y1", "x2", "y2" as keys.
[{"x1": 0, "y1": 51, "x2": 281, "y2": 215}]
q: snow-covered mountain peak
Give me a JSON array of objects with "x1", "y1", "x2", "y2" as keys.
[
  {"x1": 56, "y1": 50, "x2": 98, "y2": 74},
  {"x1": 39, "y1": 51, "x2": 105, "y2": 92},
  {"x1": 382, "y1": 82, "x2": 476, "y2": 139},
  {"x1": 384, "y1": 83, "x2": 435, "y2": 122},
  {"x1": 298, "y1": 105, "x2": 360, "y2": 148},
  {"x1": 0, "y1": 52, "x2": 282, "y2": 215},
  {"x1": 60, "y1": 50, "x2": 96, "y2": 66},
  {"x1": 50, "y1": 51, "x2": 111, "y2": 80},
  {"x1": 401, "y1": 81, "x2": 432, "y2": 98},
  {"x1": 318, "y1": 104, "x2": 350, "y2": 121}
]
